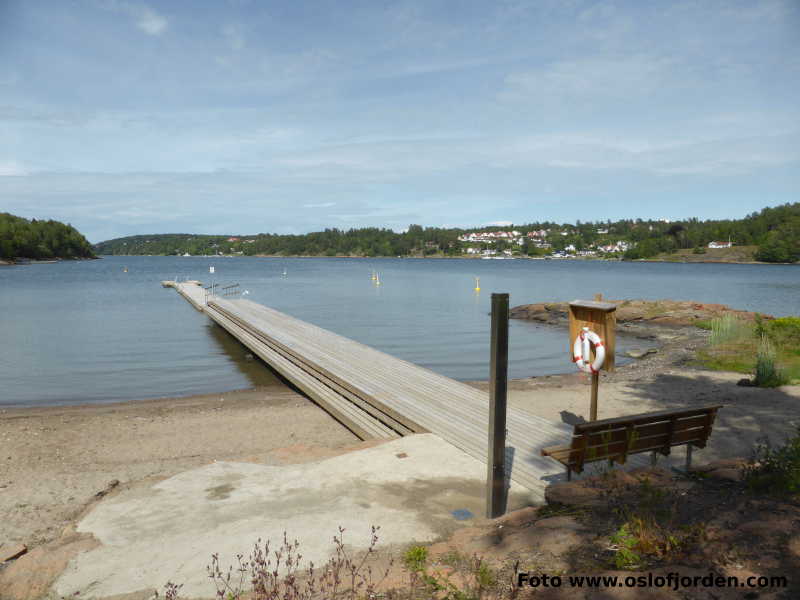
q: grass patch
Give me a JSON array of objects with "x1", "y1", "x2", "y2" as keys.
[{"x1": 696, "y1": 314, "x2": 800, "y2": 385}]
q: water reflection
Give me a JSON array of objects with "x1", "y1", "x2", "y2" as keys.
[{"x1": 204, "y1": 322, "x2": 284, "y2": 388}]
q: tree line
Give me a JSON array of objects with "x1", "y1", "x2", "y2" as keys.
[
  {"x1": 0, "y1": 213, "x2": 96, "y2": 261},
  {"x1": 93, "y1": 202, "x2": 799, "y2": 263}
]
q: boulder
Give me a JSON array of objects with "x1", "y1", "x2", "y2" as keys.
[{"x1": 625, "y1": 348, "x2": 658, "y2": 359}]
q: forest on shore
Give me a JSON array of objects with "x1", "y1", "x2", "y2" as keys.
[
  {"x1": 93, "y1": 202, "x2": 799, "y2": 263},
  {"x1": 0, "y1": 213, "x2": 96, "y2": 261}
]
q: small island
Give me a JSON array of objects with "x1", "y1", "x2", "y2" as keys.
[{"x1": 0, "y1": 213, "x2": 96, "y2": 265}]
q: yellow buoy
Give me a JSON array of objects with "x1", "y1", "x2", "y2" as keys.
[
  {"x1": 371, "y1": 270, "x2": 377, "y2": 280},
  {"x1": 474, "y1": 276, "x2": 480, "y2": 292}
]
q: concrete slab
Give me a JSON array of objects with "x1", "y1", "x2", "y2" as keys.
[{"x1": 54, "y1": 434, "x2": 534, "y2": 599}]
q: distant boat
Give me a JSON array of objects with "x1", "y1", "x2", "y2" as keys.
[{"x1": 182, "y1": 252, "x2": 191, "y2": 257}]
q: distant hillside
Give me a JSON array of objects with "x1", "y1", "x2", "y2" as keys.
[
  {"x1": 93, "y1": 233, "x2": 235, "y2": 257},
  {"x1": 93, "y1": 202, "x2": 799, "y2": 263},
  {"x1": 0, "y1": 213, "x2": 96, "y2": 261},
  {"x1": 621, "y1": 202, "x2": 799, "y2": 263}
]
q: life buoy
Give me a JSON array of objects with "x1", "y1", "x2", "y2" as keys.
[{"x1": 572, "y1": 327, "x2": 605, "y2": 374}]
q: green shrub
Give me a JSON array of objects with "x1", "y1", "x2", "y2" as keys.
[
  {"x1": 610, "y1": 524, "x2": 641, "y2": 569},
  {"x1": 766, "y1": 317, "x2": 800, "y2": 346},
  {"x1": 743, "y1": 426, "x2": 800, "y2": 494},
  {"x1": 403, "y1": 545, "x2": 428, "y2": 573},
  {"x1": 753, "y1": 336, "x2": 788, "y2": 388}
]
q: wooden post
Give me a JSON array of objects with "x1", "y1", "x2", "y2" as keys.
[
  {"x1": 685, "y1": 443, "x2": 693, "y2": 471},
  {"x1": 487, "y1": 293, "x2": 509, "y2": 519},
  {"x1": 591, "y1": 294, "x2": 601, "y2": 422}
]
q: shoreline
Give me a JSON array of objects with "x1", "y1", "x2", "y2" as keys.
[
  {"x1": 0, "y1": 256, "x2": 99, "y2": 266},
  {"x1": 88, "y1": 253, "x2": 798, "y2": 265}
]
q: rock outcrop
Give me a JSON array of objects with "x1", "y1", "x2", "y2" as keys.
[{"x1": 510, "y1": 299, "x2": 771, "y2": 328}]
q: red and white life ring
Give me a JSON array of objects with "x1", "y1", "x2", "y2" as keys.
[{"x1": 573, "y1": 327, "x2": 605, "y2": 374}]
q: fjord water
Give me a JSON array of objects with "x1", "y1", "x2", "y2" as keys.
[{"x1": 1, "y1": 256, "x2": 797, "y2": 407}]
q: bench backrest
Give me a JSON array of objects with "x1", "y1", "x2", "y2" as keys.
[{"x1": 565, "y1": 405, "x2": 722, "y2": 472}]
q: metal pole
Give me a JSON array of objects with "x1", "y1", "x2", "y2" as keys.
[{"x1": 487, "y1": 293, "x2": 509, "y2": 519}]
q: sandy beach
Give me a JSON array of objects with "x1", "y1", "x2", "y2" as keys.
[{"x1": 0, "y1": 386, "x2": 362, "y2": 549}]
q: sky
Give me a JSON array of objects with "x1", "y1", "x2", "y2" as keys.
[{"x1": 1, "y1": 0, "x2": 798, "y2": 242}]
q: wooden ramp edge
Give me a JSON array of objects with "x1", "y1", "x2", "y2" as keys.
[{"x1": 169, "y1": 281, "x2": 399, "y2": 440}]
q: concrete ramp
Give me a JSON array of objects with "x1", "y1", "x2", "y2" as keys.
[{"x1": 55, "y1": 434, "x2": 533, "y2": 599}]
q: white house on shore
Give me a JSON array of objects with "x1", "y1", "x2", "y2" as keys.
[{"x1": 708, "y1": 241, "x2": 733, "y2": 249}]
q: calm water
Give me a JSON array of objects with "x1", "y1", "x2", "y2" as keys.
[{"x1": 1, "y1": 256, "x2": 797, "y2": 407}]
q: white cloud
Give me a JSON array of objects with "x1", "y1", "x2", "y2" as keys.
[
  {"x1": 303, "y1": 202, "x2": 336, "y2": 208},
  {"x1": 100, "y1": 1, "x2": 168, "y2": 36},
  {"x1": 0, "y1": 161, "x2": 30, "y2": 176},
  {"x1": 222, "y1": 24, "x2": 245, "y2": 50},
  {"x1": 502, "y1": 55, "x2": 678, "y2": 102},
  {"x1": 136, "y1": 6, "x2": 167, "y2": 35},
  {"x1": 486, "y1": 220, "x2": 512, "y2": 227}
]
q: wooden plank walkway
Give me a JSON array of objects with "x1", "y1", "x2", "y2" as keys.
[{"x1": 167, "y1": 281, "x2": 578, "y2": 495}]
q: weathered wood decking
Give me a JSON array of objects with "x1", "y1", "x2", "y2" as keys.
[{"x1": 167, "y1": 281, "x2": 577, "y2": 494}]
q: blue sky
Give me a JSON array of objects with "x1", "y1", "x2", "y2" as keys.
[{"x1": 1, "y1": 0, "x2": 798, "y2": 242}]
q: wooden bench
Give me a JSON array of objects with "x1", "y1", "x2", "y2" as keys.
[{"x1": 541, "y1": 405, "x2": 722, "y2": 480}]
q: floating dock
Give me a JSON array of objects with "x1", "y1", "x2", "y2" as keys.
[{"x1": 166, "y1": 280, "x2": 575, "y2": 495}]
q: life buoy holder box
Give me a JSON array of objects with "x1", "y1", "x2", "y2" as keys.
[{"x1": 568, "y1": 299, "x2": 617, "y2": 373}]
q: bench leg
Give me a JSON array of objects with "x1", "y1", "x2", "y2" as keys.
[
  {"x1": 651, "y1": 451, "x2": 657, "y2": 467},
  {"x1": 686, "y1": 444, "x2": 693, "y2": 471},
  {"x1": 566, "y1": 466, "x2": 572, "y2": 482}
]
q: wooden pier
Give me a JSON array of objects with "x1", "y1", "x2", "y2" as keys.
[{"x1": 166, "y1": 281, "x2": 576, "y2": 494}]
